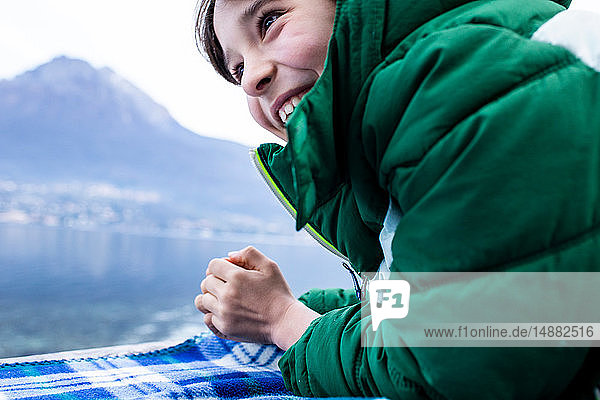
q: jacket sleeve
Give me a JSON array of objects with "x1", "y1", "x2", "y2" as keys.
[
  {"x1": 278, "y1": 303, "x2": 441, "y2": 398},
  {"x1": 297, "y1": 288, "x2": 359, "y2": 314},
  {"x1": 279, "y1": 24, "x2": 600, "y2": 399}
]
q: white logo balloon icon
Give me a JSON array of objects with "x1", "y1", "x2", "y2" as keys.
[{"x1": 369, "y1": 280, "x2": 411, "y2": 331}]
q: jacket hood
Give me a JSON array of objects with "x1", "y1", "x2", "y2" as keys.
[{"x1": 282, "y1": 0, "x2": 571, "y2": 230}]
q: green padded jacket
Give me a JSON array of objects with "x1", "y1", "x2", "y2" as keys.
[{"x1": 251, "y1": 0, "x2": 600, "y2": 398}]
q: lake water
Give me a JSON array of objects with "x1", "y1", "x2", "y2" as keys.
[{"x1": 0, "y1": 224, "x2": 350, "y2": 358}]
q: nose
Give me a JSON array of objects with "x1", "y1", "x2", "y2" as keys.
[{"x1": 241, "y1": 57, "x2": 274, "y2": 97}]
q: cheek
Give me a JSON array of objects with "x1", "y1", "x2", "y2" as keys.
[
  {"x1": 279, "y1": 14, "x2": 332, "y2": 71},
  {"x1": 279, "y1": 32, "x2": 330, "y2": 72},
  {"x1": 247, "y1": 98, "x2": 288, "y2": 141}
]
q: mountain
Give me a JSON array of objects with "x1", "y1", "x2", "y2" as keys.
[{"x1": 0, "y1": 56, "x2": 292, "y2": 237}]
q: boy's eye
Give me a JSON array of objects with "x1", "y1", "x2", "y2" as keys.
[
  {"x1": 258, "y1": 11, "x2": 283, "y2": 37},
  {"x1": 262, "y1": 14, "x2": 278, "y2": 31},
  {"x1": 233, "y1": 63, "x2": 244, "y2": 84}
]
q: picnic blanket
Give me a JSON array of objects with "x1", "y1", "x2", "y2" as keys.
[{"x1": 0, "y1": 332, "x2": 376, "y2": 400}]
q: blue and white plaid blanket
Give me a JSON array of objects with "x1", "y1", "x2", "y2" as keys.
[{"x1": 0, "y1": 333, "x2": 319, "y2": 399}]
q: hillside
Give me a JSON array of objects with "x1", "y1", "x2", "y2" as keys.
[{"x1": 0, "y1": 56, "x2": 292, "y2": 237}]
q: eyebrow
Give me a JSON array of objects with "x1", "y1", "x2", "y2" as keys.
[{"x1": 242, "y1": 0, "x2": 271, "y2": 19}]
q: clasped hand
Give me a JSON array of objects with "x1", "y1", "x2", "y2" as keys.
[{"x1": 194, "y1": 246, "x2": 320, "y2": 350}]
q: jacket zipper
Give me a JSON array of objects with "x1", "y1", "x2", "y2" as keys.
[{"x1": 251, "y1": 148, "x2": 365, "y2": 299}]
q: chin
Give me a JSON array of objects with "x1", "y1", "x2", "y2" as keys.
[
  {"x1": 270, "y1": 128, "x2": 288, "y2": 142},
  {"x1": 260, "y1": 122, "x2": 287, "y2": 142}
]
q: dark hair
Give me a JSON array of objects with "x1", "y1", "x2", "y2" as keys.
[{"x1": 195, "y1": 0, "x2": 239, "y2": 85}]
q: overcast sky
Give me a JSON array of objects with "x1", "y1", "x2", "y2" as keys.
[
  {"x1": 0, "y1": 1, "x2": 597, "y2": 146},
  {"x1": 0, "y1": 0, "x2": 276, "y2": 146}
]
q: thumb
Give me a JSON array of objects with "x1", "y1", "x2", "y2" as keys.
[{"x1": 227, "y1": 246, "x2": 274, "y2": 271}]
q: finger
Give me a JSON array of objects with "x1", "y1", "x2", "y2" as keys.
[
  {"x1": 209, "y1": 314, "x2": 235, "y2": 341},
  {"x1": 209, "y1": 315, "x2": 249, "y2": 343},
  {"x1": 207, "y1": 257, "x2": 246, "y2": 281},
  {"x1": 200, "y1": 274, "x2": 226, "y2": 296},
  {"x1": 194, "y1": 293, "x2": 209, "y2": 314},
  {"x1": 227, "y1": 246, "x2": 275, "y2": 271},
  {"x1": 204, "y1": 313, "x2": 224, "y2": 337},
  {"x1": 204, "y1": 313, "x2": 231, "y2": 341},
  {"x1": 200, "y1": 291, "x2": 220, "y2": 314}
]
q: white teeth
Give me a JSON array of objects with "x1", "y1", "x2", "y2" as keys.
[
  {"x1": 279, "y1": 102, "x2": 295, "y2": 124},
  {"x1": 278, "y1": 93, "x2": 306, "y2": 124},
  {"x1": 279, "y1": 109, "x2": 287, "y2": 123}
]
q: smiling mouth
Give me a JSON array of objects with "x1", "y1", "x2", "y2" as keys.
[{"x1": 276, "y1": 88, "x2": 311, "y2": 125}]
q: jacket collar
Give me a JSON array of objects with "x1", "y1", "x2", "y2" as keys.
[{"x1": 284, "y1": 0, "x2": 385, "y2": 230}]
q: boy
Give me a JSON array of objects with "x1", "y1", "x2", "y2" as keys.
[{"x1": 195, "y1": 0, "x2": 600, "y2": 397}]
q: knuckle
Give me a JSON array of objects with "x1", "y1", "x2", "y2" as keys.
[
  {"x1": 207, "y1": 258, "x2": 221, "y2": 270},
  {"x1": 202, "y1": 293, "x2": 215, "y2": 309},
  {"x1": 244, "y1": 245, "x2": 258, "y2": 255}
]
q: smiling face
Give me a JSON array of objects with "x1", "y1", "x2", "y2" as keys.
[{"x1": 213, "y1": 0, "x2": 335, "y2": 141}]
